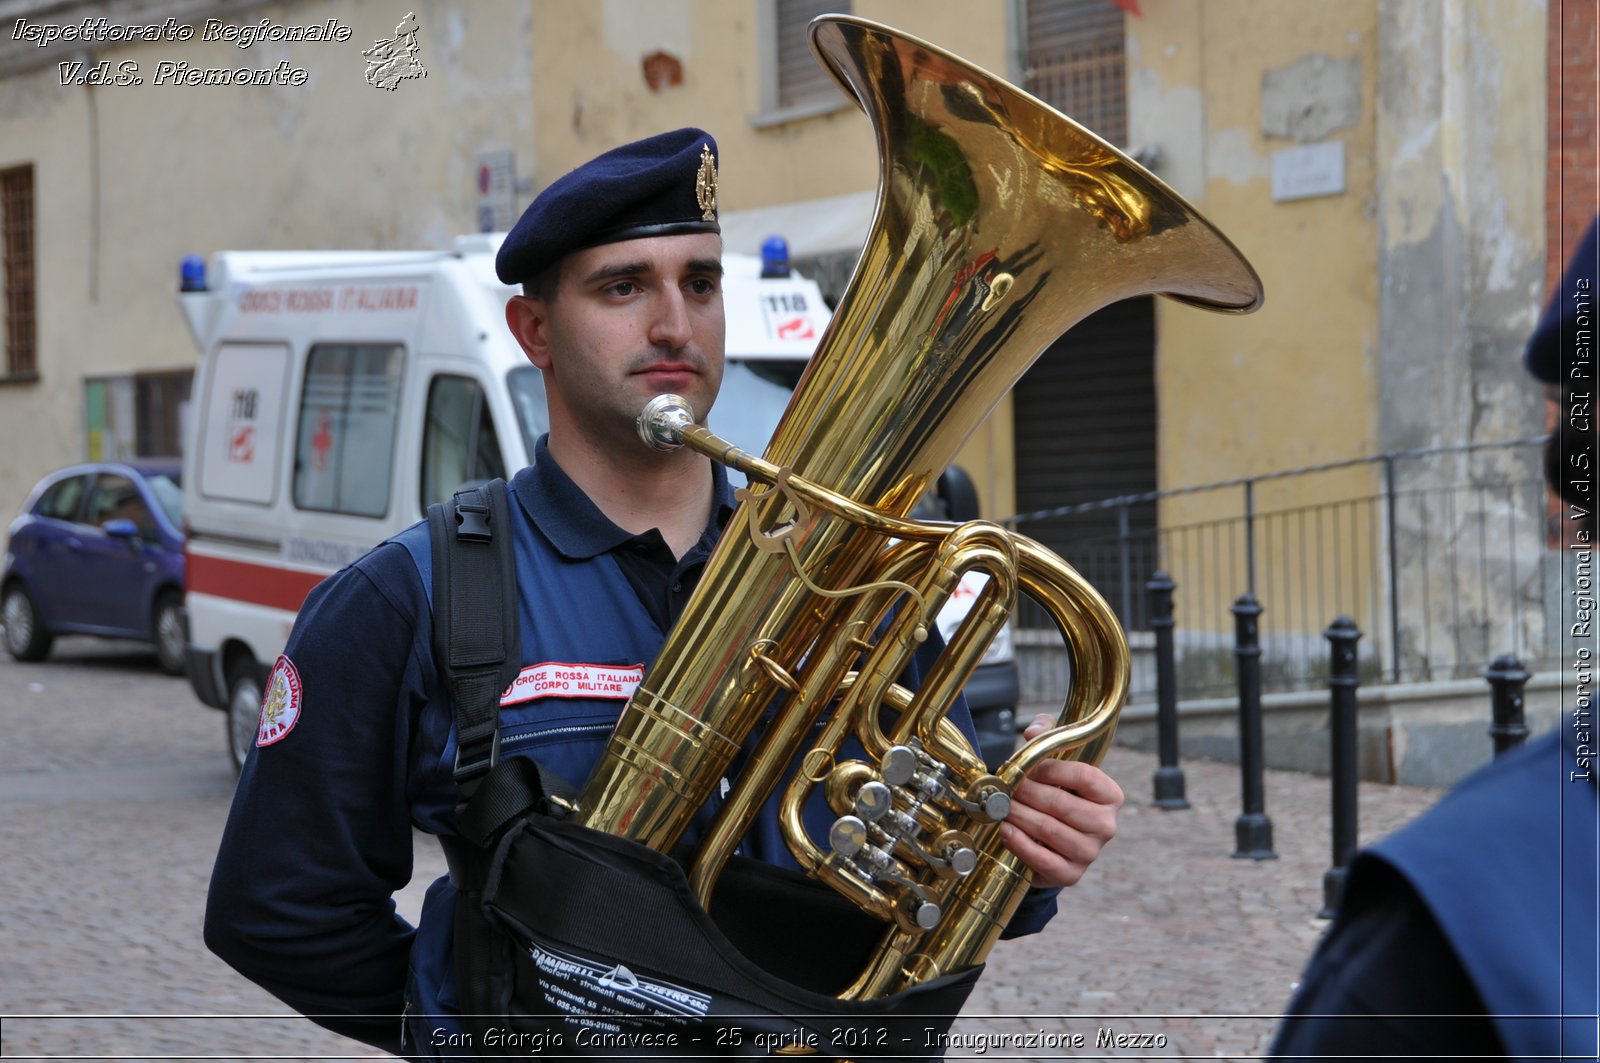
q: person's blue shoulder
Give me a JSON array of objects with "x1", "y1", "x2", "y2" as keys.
[
  {"x1": 381, "y1": 517, "x2": 434, "y2": 607},
  {"x1": 1360, "y1": 729, "x2": 1597, "y2": 1056},
  {"x1": 1526, "y1": 215, "x2": 1598, "y2": 383}
]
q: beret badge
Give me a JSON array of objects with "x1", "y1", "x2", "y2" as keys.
[
  {"x1": 695, "y1": 143, "x2": 718, "y2": 222},
  {"x1": 494, "y1": 128, "x2": 721, "y2": 285}
]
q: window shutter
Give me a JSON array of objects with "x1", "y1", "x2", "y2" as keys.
[
  {"x1": 1, "y1": 164, "x2": 36, "y2": 379},
  {"x1": 777, "y1": 0, "x2": 850, "y2": 109}
]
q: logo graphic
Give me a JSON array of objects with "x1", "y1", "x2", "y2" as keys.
[
  {"x1": 775, "y1": 316, "x2": 814, "y2": 341},
  {"x1": 598, "y1": 964, "x2": 642, "y2": 990},
  {"x1": 364, "y1": 12, "x2": 426, "y2": 91},
  {"x1": 695, "y1": 143, "x2": 717, "y2": 222},
  {"x1": 257, "y1": 655, "x2": 303, "y2": 747},
  {"x1": 229, "y1": 424, "x2": 256, "y2": 463},
  {"x1": 529, "y1": 942, "x2": 711, "y2": 1020},
  {"x1": 311, "y1": 411, "x2": 334, "y2": 472},
  {"x1": 228, "y1": 386, "x2": 258, "y2": 462}
]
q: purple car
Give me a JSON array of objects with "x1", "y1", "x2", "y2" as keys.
[{"x1": 2, "y1": 461, "x2": 187, "y2": 674}]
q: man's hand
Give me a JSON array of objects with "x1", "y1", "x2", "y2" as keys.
[{"x1": 998, "y1": 713, "x2": 1125, "y2": 887}]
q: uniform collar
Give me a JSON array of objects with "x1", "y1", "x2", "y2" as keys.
[{"x1": 510, "y1": 434, "x2": 736, "y2": 560}]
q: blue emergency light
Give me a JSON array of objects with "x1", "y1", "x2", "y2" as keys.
[
  {"x1": 760, "y1": 235, "x2": 791, "y2": 279},
  {"x1": 180, "y1": 254, "x2": 208, "y2": 292}
]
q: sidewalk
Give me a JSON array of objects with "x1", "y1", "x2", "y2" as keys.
[{"x1": 953, "y1": 740, "x2": 1446, "y2": 1060}]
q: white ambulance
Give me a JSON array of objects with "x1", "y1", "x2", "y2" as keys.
[{"x1": 177, "y1": 234, "x2": 830, "y2": 769}]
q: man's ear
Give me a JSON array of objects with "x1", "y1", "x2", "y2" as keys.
[{"x1": 506, "y1": 295, "x2": 553, "y2": 370}]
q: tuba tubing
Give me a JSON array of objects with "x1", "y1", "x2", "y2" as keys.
[{"x1": 571, "y1": 14, "x2": 1263, "y2": 1000}]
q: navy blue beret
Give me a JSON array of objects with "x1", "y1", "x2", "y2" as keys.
[{"x1": 495, "y1": 128, "x2": 721, "y2": 285}]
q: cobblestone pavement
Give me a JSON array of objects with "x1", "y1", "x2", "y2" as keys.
[
  {"x1": 950, "y1": 724, "x2": 1442, "y2": 1060},
  {"x1": 0, "y1": 638, "x2": 1445, "y2": 1061}
]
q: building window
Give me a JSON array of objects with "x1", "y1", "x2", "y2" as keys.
[
  {"x1": 777, "y1": 0, "x2": 846, "y2": 108},
  {"x1": 135, "y1": 371, "x2": 192, "y2": 457},
  {"x1": 1021, "y1": 0, "x2": 1127, "y2": 146},
  {"x1": 1012, "y1": 2, "x2": 1154, "y2": 630},
  {"x1": 1, "y1": 164, "x2": 37, "y2": 381},
  {"x1": 84, "y1": 370, "x2": 194, "y2": 462},
  {"x1": 758, "y1": 0, "x2": 852, "y2": 122}
]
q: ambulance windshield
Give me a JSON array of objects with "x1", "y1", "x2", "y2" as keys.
[{"x1": 707, "y1": 357, "x2": 808, "y2": 484}]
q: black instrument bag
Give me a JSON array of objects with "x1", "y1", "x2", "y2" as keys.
[{"x1": 428, "y1": 481, "x2": 980, "y2": 1061}]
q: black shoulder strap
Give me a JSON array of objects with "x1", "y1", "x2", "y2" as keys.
[{"x1": 427, "y1": 480, "x2": 521, "y2": 804}]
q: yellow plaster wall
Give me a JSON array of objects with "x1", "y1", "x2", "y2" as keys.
[
  {"x1": 3, "y1": 0, "x2": 1544, "y2": 550},
  {"x1": 0, "y1": 0, "x2": 535, "y2": 519},
  {"x1": 1128, "y1": 0, "x2": 1384, "y2": 635},
  {"x1": 1135, "y1": 0, "x2": 1382, "y2": 516},
  {"x1": 523, "y1": 1, "x2": 1018, "y2": 518},
  {"x1": 525, "y1": 2, "x2": 1011, "y2": 211},
  {"x1": 1124, "y1": 0, "x2": 1546, "y2": 646}
]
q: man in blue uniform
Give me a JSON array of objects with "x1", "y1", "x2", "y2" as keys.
[
  {"x1": 1270, "y1": 219, "x2": 1599, "y2": 1060},
  {"x1": 205, "y1": 128, "x2": 1125, "y2": 1058}
]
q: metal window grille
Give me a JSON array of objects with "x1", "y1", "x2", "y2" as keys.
[
  {"x1": 777, "y1": 0, "x2": 850, "y2": 109},
  {"x1": 1, "y1": 164, "x2": 37, "y2": 379},
  {"x1": 1022, "y1": 0, "x2": 1127, "y2": 146}
]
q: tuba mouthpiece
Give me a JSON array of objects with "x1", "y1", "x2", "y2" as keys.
[{"x1": 637, "y1": 393, "x2": 695, "y2": 451}]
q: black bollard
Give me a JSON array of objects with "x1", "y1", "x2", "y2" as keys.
[
  {"x1": 1320, "y1": 616, "x2": 1361, "y2": 918},
  {"x1": 1231, "y1": 593, "x2": 1275, "y2": 859},
  {"x1": 1149, "y1": 571, "x2": 1189, "y2": 809},
  {"x1": 1484, "y1": 654, "x2": 1531, "y2": 756}
]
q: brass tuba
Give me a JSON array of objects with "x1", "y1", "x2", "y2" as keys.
[{"x1": 571, "y1": 15, "x2": 1262, "y2": 1000}]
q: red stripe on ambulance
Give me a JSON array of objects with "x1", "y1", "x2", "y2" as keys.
[{"x1": 187, "y1": 553, "x2": 327, "y2": 614}]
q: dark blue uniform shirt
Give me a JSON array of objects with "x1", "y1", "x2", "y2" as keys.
[
  {"x1": 205, "y1": 438, "x2": 1060, "y2": 1057},
  {"x1": 1272, "y1": 725, "x2": 1598, "y2": 1061}
]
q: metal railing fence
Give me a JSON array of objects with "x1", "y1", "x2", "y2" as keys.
[{"x1": 1008, "y1": 438, "x2": 1558, "y2": 702}]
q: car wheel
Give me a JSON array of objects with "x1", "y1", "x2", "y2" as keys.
[
  {"x1": 2, "y1": 584, "x2": 53, "y2": 662},
  {"x1": 152, "y1": 591, "x2": 187, "y2": 676},
  {"x1": 225, "y1": 659, "x2": 263, "y2": 774}
]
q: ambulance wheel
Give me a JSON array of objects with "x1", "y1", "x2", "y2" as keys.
[
  {"x1": 3, "y1": 583, "x2": 52, "y2": 662},
  {"x1": 152, "y1": 591, "x2": 187, "y2": 676},
  {"x1": 225, "y1": 660, "x2": 263, "y2": 774}
]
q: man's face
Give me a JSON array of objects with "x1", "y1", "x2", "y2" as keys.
[{"x1": 510, "y1": 233, "x2": 726, "y2": 447}]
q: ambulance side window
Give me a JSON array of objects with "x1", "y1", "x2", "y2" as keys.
[
  {"x1": 292, "y1": 343, "x2": 404, "y2": 518},
  {"x1": 421, "y1": 374, "x2": 506, "y2": 509}
]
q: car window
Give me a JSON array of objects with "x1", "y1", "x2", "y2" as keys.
[
  {"x1": 83, "y1": 474, "x2": 156, "y2": 537},
  {"x1": 35, "y1": 475, "x2": 88, "y2": 521},
  {"x1": 145, "y1": 473, "x2": 183, "y2": 529}
]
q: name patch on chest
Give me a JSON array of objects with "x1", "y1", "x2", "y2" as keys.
[{"x1": 501, "y1": 662, "x2": 646, "y2": 706}]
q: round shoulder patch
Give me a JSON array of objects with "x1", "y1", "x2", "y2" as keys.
[{"x1": 257, "y1": 654, "x2": 303, "y2": 747}]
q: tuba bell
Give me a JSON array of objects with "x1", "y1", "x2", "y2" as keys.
[{"x1": 570, "y1": 14, "x2": 1263, "y2": 1000}]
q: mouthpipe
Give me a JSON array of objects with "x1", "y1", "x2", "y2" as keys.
[{"x1": 637, "y1": 393, "x2": 695, "y2": 451}]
